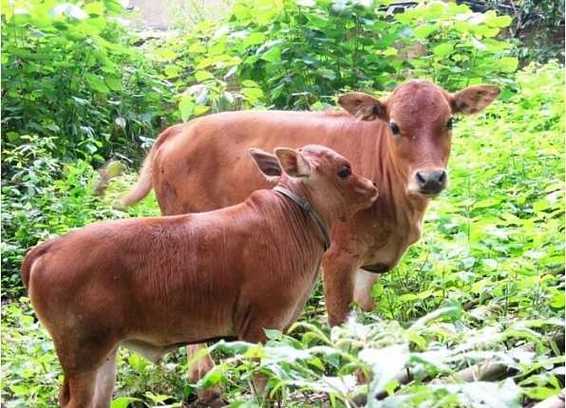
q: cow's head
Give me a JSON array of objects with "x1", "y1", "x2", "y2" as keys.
[
  {"x1": 249, "y1": 145, "x2": 378, "y2": 222},
  {"x1": 339, "y1": 81, "x2": 499, "y2": 198}
]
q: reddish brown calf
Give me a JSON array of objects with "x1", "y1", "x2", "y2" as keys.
[{"x1": 22, "y1": 145, "x2": 377, "y2": 408}]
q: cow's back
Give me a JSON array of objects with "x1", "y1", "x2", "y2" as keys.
[{"x1": 153, "y1": 110, "x2": 379, "y2": 215}]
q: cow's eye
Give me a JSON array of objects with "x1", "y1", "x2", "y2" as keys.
[
  {"x1": 389, "y1": 122, "x2": 400, "y2": 135},
  {"x1": 337, "y1": 166, "x2": 351, "y2": 179},
  {"x1": 447, "y1": 117, "x2": 454, "y2": 130}
]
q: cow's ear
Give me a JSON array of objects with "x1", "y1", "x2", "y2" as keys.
[
  {"x1": 248, "y1": 148, "x2": 282, "y2": 177},
  {"x1": 451, "y1": 85, "x2": 500, "y2": 115},
  {"x1": 338, "y1": 92, "x2": 387, "y2": 121},
  {"x1": 274, "y1": 148, "x2": 311, "y2": 178}
]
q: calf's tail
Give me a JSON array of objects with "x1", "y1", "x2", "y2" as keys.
[{"x1": 20, "y1": 241, "x2": 53, "y2": 291}]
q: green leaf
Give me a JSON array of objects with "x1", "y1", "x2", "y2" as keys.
[
  {"x1": 84, "y1": 2, "x2": 105, "y2": 16},
  {"x1": 485, "y1": 12, "x2": 512, "y2": 28},
  {"x1": 242, "y1": 87, "x2": 264, "y2": 104},
  {"x1": 382, "y1": 47, "x2": 398, "y2": 57},
  {"x1": 195, "y1": 70, "x2": 214, "y2": 82},
  {"x1": 105, "y1": 76, "x2": 122, "y2": 91},
  {"x1": 154, "y1": 48, "x2": 177, "y2": 62},
  {"x1": 414, "y1": 24, "x2": 436, "y2": 39},
  {"x1": 433, "y1": 43, "x2": 453, "y2": 58},
  {"x1": 241, "y1": 79, "x2": 260, "y2": 88},
  {"x1": 85, "y1": 74, "x2": 109, "y2": 94},
  {"x1": 244, "y1": 32, "x2": 266, "y2": 47},
  {"x1": 498, "y1": 57, "x2": 518, "y2": 73},
  {"x1": 188, "y1": 42, "x2": 206, "y2": 54},
  {"x1": 198, "y1": 366, "x2": 225, "y2": 389},
  {"x1": 260, "y1": 46, "x2": 281, "y2": 63},
  {"x1": 264, "y1": 328, "x2": 282, "y2": 339},
  {"x1": 164, "y1": 64, "x2": 181, "y2": 78},
  {"x1": 549, "y1": 291, "x2": 565, "y2": 309},
  {"x1": 179, "y1": 95, "x2": 195, "y2": 122},
  {"x1": 111, "y1": 397, "x2": 141, "y2": 408}
]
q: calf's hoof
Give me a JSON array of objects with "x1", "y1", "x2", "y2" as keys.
[{"x1": 187, "y1": 388, "x2": 227, "y2": 408}]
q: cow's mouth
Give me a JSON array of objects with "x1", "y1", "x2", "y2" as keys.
[{"x1": 417, "y1": 187, "x2": 445, "y2": 197}]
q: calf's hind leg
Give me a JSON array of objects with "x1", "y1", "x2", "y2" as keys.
[
  {"x1": 54, "y1": 336, "x2": 117, "y2": 408},
  {"x1": 186, "y1": 344, "x2": 223, "y2": 406}
]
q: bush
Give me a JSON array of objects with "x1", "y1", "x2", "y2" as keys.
[
  {"x1": 156, "y1": 0, "x2": 517, "y2": 118},
  {"x1": 1, "y1": 133, "x2": 160, "y2": 298},
  {"x1": 1, "y1": 1, "x2": 563, "y2": 407},
  {"x1": 1, "y1": 0, "x2": 176, "y2": 164}
]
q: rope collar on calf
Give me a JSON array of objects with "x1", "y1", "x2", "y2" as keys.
[{"x1": 273, "y1": 185, "x2": 331, "y2": 251}]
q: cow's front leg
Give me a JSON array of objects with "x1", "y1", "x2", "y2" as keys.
[
  {"x1": 322, "y1": 246, "x2": 362, "y2": 327},
  {"x1": 353, "y1": 269, "x2": 379, "y2": 312}
]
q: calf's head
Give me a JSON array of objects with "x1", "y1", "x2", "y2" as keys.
[
  {"x1": 339, "y1": 81, "x2": 500, "y2": 197},
  {"x1": 250, "y1": 144, "x2": 378, "y2": 222}
]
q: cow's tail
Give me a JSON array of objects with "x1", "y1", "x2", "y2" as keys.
[
  {"x1": 20, "y1": 240, "x2": 53, "y2": 291},
  {"x1": 119, "y1": 125, "x2": 181, "y2": 208},
  {"x1": 118, "y1": 148, "x2": 155, "y2": 208}
]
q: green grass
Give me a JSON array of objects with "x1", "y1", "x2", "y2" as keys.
[{"x1": 1, "y1": 62, "x2": 564, "y2": 408}]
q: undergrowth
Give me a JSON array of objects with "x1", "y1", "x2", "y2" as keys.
[{"x1": 1, "y1": 62, "x2": 563, "y2": 407}]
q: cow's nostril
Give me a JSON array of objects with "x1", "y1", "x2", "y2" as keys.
[
  {"x1": 372, "y1": 181, "x2": 377, "y2": 187},
  {"x1": 438, "y1": 170, "x2": 447, "y2": 183},
  {"x1": 416, "y1": 171, "x2": 426, "y2": 185}
]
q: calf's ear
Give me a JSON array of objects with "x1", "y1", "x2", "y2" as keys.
[
  {"x1": 248, "y1": 148, "x2": 282, "y2": 177},
  {"x1": 274, "y1": 148, "x2": 311, "y2": 178},
  {"x1": 451, "y1": 85, "x2": 500, "y2": 114},
  {"x1": 338, "y1": 92, "x2": 387, "y2": 121}
]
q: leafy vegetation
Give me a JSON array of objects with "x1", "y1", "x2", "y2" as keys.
[
  {"x1": 1, "y1": 1, "x2": 563, "y2": 407},
  {"x1": 152, "y1": 0, "x2": 518, "y2": 113},
  {"x1": 1, "y1": 0, "x2": 176, "y2": 162}
]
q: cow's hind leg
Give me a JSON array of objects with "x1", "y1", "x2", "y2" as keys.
[
  {"x1": 59, "y1": 369, "x2": 98, "y2": 408},
  {"x1": 93, "y1": 347, "x2": 118, "y2": 408}
]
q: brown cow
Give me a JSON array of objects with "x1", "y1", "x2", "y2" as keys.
[
  {"x1": 121, "y1": 80, "x2": 499, "y2": 324},
  {"x1": 22, "y1": 145, "x2": 377, "y2": 408},
  {"x1": 121, "y1": 81, "x2": 499, "y2": 399}
]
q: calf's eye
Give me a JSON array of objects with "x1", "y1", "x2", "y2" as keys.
[
  {"x1": 447, "y1": 117, "x2": 454, "y2": 130},
  {"x1": 337, "y1": 166, "x2": 351, "y2": 179},
  {"x1": 389, "y1": 122, "x2": 400, "y2": 135}
]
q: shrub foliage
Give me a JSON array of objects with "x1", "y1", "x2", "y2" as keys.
[{"x1": 1, "y1": 1, "x2": 563, "y2": 407}]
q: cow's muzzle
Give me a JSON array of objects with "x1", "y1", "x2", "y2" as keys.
[{"x1": 414, "y1": 169, "x2": 447, "y2": 196}]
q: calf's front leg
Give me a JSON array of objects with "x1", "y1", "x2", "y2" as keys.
[{"x1": 353, "y1": 269, "x2": 379, "y2": 312}]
